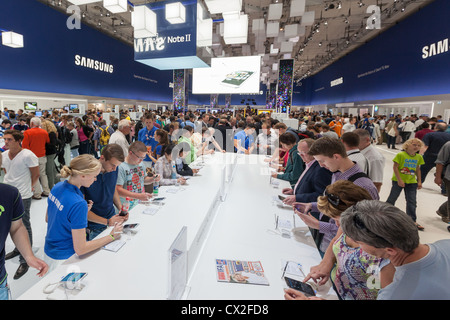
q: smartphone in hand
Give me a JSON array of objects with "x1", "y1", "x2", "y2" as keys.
[{"x1": 293, "y1": 203, "x2": 311, "y2": 215}]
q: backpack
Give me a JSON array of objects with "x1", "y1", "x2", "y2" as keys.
[
  {"x1": 348, "y1": 171, "x2": 370, "y2": 182},
  {"x1": 99, "y1": 126, "x2": 111, "y2": 146},
  {"x1": 290, "y1": 129, "x2": 314, "y2": 140},
  {"x1": 61, "y1": 126, "x2": 72, "y2": 145}
]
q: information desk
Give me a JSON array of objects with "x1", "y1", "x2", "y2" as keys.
[{"x1": 18, "y1": 153, "x2": 335, "y2": 300}]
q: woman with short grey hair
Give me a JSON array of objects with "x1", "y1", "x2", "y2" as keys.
[
  {"x1": 340, "y1": 200, "x2": 450, "y2": 300},
  {"x1": 340, "y1": 200, "x2": 419, "y2": 253}
]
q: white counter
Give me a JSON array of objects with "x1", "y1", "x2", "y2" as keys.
[{"x1": 18, "y1": 153, "x2": 334, "y2": 300}]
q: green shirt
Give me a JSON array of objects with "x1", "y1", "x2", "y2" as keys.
[
  {"x1": 178, "y1": 136, "x2": 197, "y2": 165},
  {"x1": 392, "y1": 151, "x2": 424, "y2": 184},
  {"x1": 277, "y1": 145, "x2": 305, "y2": 187}
]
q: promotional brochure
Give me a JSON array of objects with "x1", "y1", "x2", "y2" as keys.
[{"x1": 216, "y1": 259, "x2": 269, "y2": 285}]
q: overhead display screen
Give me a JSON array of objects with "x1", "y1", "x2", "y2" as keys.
[{"x1": 192, "y1": 56, "x2": 261, "y2": 94}]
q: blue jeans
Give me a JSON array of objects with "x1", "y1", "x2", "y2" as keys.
[
  {"x1": 387, "y1": 135, "x2": 396, "y2": 149},
  {"x1": 78, "y1": 140, "x2": 90, "y2": 155},
  {"x1": 0, "y1": 280, "x2": 10, "y2": 300},
  {"x1": 70, "y1": 148, "x2": 79, "y2": 159},
  {"x1": 10, "y1": 198, "x2": 32, "y2": 264},
  {"x1": 420, "y1": 154, "x2": 437, "y2": 183},
  {"x1": 87, "y1": 226, "x2": 107, "y2": 241},
  {"x1": 386, "y1": 181, "x2": 418, "y2": 222}
]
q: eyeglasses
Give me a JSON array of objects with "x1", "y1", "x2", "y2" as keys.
[
  {"x1": 323, "y1": 190, "x2": 341, "y2": 208},
  {"x1": 131, "y1": 150, "x2": 146, "y2": 160},
  {"x1": 352, "y1": 207, "x2": 391, "y2": 247}
]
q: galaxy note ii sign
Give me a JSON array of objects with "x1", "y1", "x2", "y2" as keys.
[
  {"x1": 74, "y1": 54, "x2": 114, "y2": 73},
  {"x1": 134, "y1": 33, "x2": 193, "y2": 53}
]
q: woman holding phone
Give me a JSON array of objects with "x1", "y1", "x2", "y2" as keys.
[
  {"x1": 287, "y1": 180, "x2": 394, "y2": 300},
  {"x1": 44, "y1": 154, "x2": 123, "y2": 269}
]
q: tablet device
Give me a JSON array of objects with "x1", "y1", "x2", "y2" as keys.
[{"x1": 284, "y1": 277, "x2": 315, "y2": 297}]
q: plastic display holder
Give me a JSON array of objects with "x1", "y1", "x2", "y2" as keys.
[
  {"x1": 220, "y1": 165, "x2": 227, "y2": 202},
  {"x1": 167, "y1": 226, "x2": 190, "y2": 300}
]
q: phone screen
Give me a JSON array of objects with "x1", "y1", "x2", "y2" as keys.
[
  {"x1": 221, "y1": 71, "x2": 254, "y2": 87},
  {"x1": 294, "y1": 204, "x2": 309, "y2": 214},
  {"x1": 123, "y1": 223, "x2": 139, "y2": 230},
  {"x1": 285, "y1": 277, "x2": 315, "y2": 296},
  {"x1": 61, "y1": 272, "x2": 87, "y2": 283}
]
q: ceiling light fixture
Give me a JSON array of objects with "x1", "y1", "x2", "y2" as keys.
[
  {"x1": 66, "y1": 0, "x2": 99, "y2": 4},
  {"x1": 131, "y1": 5, "x2": 157, "y2": 38},
  {"x1": 103, "y1": 0, "x2": 128, "y2": 14},
  {"x1": 1, "y1": 31, "x2": 24, "y2": 48},
  {"x1": 165, "y1": 2, "x2": 186, "y2": 24}
]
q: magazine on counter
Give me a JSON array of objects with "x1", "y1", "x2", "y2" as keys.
[{"x1": 215, "y1": 259, "x2": 269, "y2": 286}]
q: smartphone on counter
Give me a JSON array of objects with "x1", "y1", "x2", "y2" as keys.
[
  {"x1": 278, "y1": 195, "x2": 286, "y2": 201},
  {"x1": 123, "y1": 223, "x2": 139, "y2": 231},
  {"x1": 60, "y1": 272, "x2": 88, "y2": 283}
]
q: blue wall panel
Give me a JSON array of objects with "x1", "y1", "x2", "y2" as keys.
[
  {"x1": 0, "y1": 0, "x2": 173, "y2": 102},
  {"x1": 292, "y1": 0, "x2": 450, "y2": 106}
]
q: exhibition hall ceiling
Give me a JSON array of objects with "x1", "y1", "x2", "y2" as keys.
[{"x1": 39, "y1": 0, "x2": 435, "y2": 85}]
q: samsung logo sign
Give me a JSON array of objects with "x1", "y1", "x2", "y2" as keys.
[
  {"x1": 74, "y1": 55, "x2": 114, "y2": 73},
  {"x1": 330, "y1": 77, "x2": 344, "y2": 87},
  {"x1": 422, "y1": 38, "x2": 449, "y2": 59}
]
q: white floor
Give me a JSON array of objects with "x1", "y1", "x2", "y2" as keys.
[{"x1": 4, "y1": 144, "x2": 450, "y2": 300}]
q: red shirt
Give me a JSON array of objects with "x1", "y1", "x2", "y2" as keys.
[
  {"x1": 22, "y1": 127, "x2": 50, "y2": 158},
  {"x1": 415, "y1": 128, "x2": 433, "y2": 141}
]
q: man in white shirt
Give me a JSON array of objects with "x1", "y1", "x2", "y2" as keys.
[
  {"x1": 298, "y1": 118, "x2": 307, "y2": 132},
  {"x1": 109, "y1": 119, "x2": 131, "y2": 159},
  {"x1": 1, "y1": 130, "x2": 40, "y2": 279},
  {"x1": 354, "y1": 129, "x2": 385, "y2": 192},
  {"x1": 398, "y1": 118, "x2": 416, "y2": 142},
  {"x1": 414, "y1": 115, "x2": 425, "y2": 130},
  {"x1": 341, "y1": 132, "x2": 369, "y2": 174},
  {"x1": 256, "y1": 122, "x2": 277, "y2": 155},
  {"x1": 341, "y1": 117, "x2": 356, "y2": 134}
]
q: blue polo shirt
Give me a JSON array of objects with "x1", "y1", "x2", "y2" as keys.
[
  {"x1": 45, "y1": 181, "x2": 88, "y2": 260},
  {"x1": 0, "y1": 184, "x2": 24, "y2": 285},
  {"x1": 81, "y1": 169, "x2": 119, "y2": 232},
  {"x1": 234, "y1": 130, "x2": 254, "y2": 151},
  {"x1": 138, "y1": 125, "x2": 158, "y2": 162}
]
